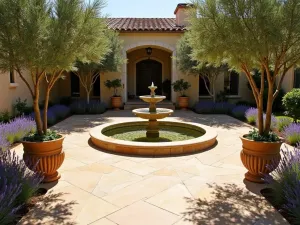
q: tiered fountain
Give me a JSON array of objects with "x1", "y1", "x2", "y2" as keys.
[
  {"x1": 132, "y1": 82, "x2": 173, "y2": 138},
  {"x1": 90, "y1": 82, "x2": 217, "y2": 156}
]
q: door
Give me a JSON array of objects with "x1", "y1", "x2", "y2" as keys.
[
  {"x1": 70, "y1": 72, "x2": 80, "y2": 97},
  {"x1": 136, "y1": 59, "x2": 162, "y2": 96}
]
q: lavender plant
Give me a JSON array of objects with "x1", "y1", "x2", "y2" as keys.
[
  {"x1": 214, "y1": 102, "x2": 235, "y2": 114},
  {"x1": 0, "y1": 117, "x2": 36, "y2": 145},
  {"x1": 0, "y1": 136, "x2": 9, "y2": 151},
  {"x1": 194, "y1": 101, "x2": 215, "y2": 114},
  {"x1": 264, "y1": 145, "x2": 300, "y2": 206},
  {"x1": 245, "y1": 107, "x2": 258, "y2": 125},
  {"x1": 0, "y1": 150, "x2": 43, "y2": 223},
  {"x1": 49, "y1": 105, "x2": 71, "y2": 120},
  {"x1": 283, "y1": 175, "x2": 300, "y2": 224},
  {"x1": 231, "y1": 105, "x2": 250, "y2": 119},
  {"x1": 276, "y1": 117, "x2": 293, "y2": 132},
  {"x1": 283, "y1": 123, "x2": 300, "y2": 146}
]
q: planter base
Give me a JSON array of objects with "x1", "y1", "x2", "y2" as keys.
[
  {"x1": 43, "y1": 171, "x2": 61, "y2": 183},
  {"x1": 244, "y1": 171, "x2": 264, "y2": 183}
]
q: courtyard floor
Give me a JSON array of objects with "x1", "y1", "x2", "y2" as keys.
[{"x1": 15, "y1": 110, "x2": 288, "y2": 225}]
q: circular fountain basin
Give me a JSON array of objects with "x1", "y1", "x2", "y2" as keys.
[
  {"x1": 90, "y1": 121, "x2": 217, "y2": 156},
  {"x1": 132, "y1": 108, "x2": 173, "y2": 120},
  {"x1": 139, "y1": 95, "x2": 165, "y2": 103}
]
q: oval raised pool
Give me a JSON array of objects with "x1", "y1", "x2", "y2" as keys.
[{"x1": 90, "y1": 121, "x2": 217, "y2": 156}]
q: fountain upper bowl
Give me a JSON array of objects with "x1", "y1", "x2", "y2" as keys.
[
  {"x1": 139, "y1": 95, "x2": 165, "y2": 103},
  {"x1": 132, "y1": 108, "x2": 173, "y2": 120}
]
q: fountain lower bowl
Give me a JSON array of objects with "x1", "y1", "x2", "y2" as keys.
[
  {"x1": 90, "y1": 121, "x2": 217, "y2": 156},
  {"x1": 132, "y1": 108, "x2": 173, "y2": 120}
]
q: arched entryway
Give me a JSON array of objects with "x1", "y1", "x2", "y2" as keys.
[{"x1": 136, "y1": 59, "x2": 162, "y2": 96}]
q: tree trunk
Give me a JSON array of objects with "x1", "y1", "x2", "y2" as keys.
[
  {"x1": 87, "y1": 93, "x2": 90, "y2": 104},
  {"x1": 43, "y1": 88, "x2": 51, "y2": 134},
  {"x1": 264, "y1": 84, "x2": 274, "y2": 134},
  {"x1": 212, "y1": 82, "x2": 216, "y2": 103},
  {"x1": 33, "y1": 97, "x2": 43, "y2": 135},
  {"x1": 257, "y1": 96, "x2": 264, "y2": 135}
]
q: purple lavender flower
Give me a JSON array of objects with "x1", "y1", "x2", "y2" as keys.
[
  {"x1": 276, "y1": 117, "x2": 293, "y2": 132},
  {"x1": 0, "y1": 150, "x2": 43, "y2": 223},
  {"x1": 231, "y1": 105, "x2": 250, "y2": 119},
  {"x1": 264, "y1": 145, "x2": 300, "y2": 205},
  {"x1": 0, "y1": 117, "x2": 36, "y2": 145},
  {"x1": 194, "y1": 101, "x2": 215, "y2": 114},
  {"x1": 245, "y1": 107, "x2": 257, "y2": 124},
  {"x1": 283, "y1": 175, "x2": 300, "y2": 223},
  {"x1": 49, "y1": 104, "x2": 70, "y2": 119},
  {"x1": 214, "y1": 102, "x2": 235, "y2": 114},
  {"x1": 283, "y1": 123, "x2": 300, "y2": 146}
]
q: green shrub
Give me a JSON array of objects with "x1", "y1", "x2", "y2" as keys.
[
  {"x1": 0, "y1": 111, "x2": 10, "y2": 123},
  {"x1": 171, "y1": 79, "x2": 191, "y2": 97},
  {"x1": 283, "y1": 89, "x2": 300, "y2": 122}
]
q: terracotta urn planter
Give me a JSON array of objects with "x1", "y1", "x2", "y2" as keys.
[
  {"x1": 178, "y1": 96, "x2": 189, "y2": 110},
  {"x1": 22, "y1": 136, "x2": 65, "y2": 183},
  {"x1": 111, "y1": 96, "x2": 122, "y2": 110},
  {"x1": 240, "y1": 135, "x2": 282, "y2": 183}
]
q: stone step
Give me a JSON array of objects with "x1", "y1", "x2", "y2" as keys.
[{"x1": 124, "y1": 102, "x2": 175, "y2": 110}]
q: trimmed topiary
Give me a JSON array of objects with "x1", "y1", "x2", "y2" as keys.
[{"x1": 282, "y1": 88, "x2": 300, "y2": 122}]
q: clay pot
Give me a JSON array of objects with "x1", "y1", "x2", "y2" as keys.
[
  {"x1": 111, "y1": 96, "x2": 122, "y2": 110},
  {"x1": 240, "y1": 135, "x2": 282, "y2": 183},
  {"x1": 178, "y1": 96, "x2": 189, "y2": 110},
  {"x1": 22, "y1": 136, "x2": 65, "y2": 183}
]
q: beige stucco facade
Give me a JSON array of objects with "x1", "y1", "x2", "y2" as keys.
[{"x1": 0, "y1": 3, "x2": 298, "y2": 113}]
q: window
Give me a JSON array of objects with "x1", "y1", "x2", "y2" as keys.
[
  {"x1": 10, "y1": 69, "x2": 15, "y2": 83},
  {"x1": 70, "y1": 72, "x2": 80, "y2": 97},
  {"x1": 224, "y1": 71, "x2": 239, "y2": 95},
  {"x1": 199, "y1": 76, "x2": 210, "y2": 96},
  {"x1": 93, "y1": 75, "x2": 100, "y2": 97},
  {"x1": 294, "y1": 68, "x2": 300, "y2": 88}
]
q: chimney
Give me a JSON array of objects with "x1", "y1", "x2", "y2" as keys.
[{"x1": 174, "y1": 3, "x2": 189, "y2": 27}]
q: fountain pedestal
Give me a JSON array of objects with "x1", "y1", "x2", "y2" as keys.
[
  {"x1": 146, "y1": 119, "x2": 159, "y2": 138},
  {"x1": 132, "y1": 82, "x2": 173, "y2": 138}
]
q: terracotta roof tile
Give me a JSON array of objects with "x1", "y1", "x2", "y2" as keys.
[{"x1": 107, "y1": 18, "x2": 185, "y2": 32}]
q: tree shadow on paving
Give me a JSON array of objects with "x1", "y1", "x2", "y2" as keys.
[
  {"x1": 18, "y1": 191, "x2": 77, "y2": 225},
  {"x1": 52, "y1": 115, "x2": 110, "y2": 135},
  {"x1": 183, "y1": 183, "x2": 285, "y2": 225}
]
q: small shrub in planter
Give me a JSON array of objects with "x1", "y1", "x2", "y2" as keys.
[
  {"x1": 283, "y1": 123, "x2": 300, "y2": 146},
  {"x1": 104, "y1": 79, "x2": 122, "y2": 97},
  {"x1": 245, "y1": 107, "x2": 258, "y2": 125},
  {"x1": 0, "y1": 150, "x2": 43, "y2": 224},
  {"x1": 283, "y1": 89, "x2": 300, "y2": 122},
  {"x1": 264, "y1": 146, "x2": 300, "y2": 223},
  {"x1": 276, "y1": 117, "x2": 293, "y2": 132},
  {"x1": 231, "y1": 105, "x2": 250, "y2": 119},
  {"x1": 171, "y1": 79, "x2": 191, "y2": 97},
  {"x1": 49, "y1": 105, "x2": 71, "y2": 120}
]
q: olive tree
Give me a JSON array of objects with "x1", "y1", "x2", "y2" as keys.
[
  {"x1": 177, "y1": 34, "x2": 227, "y2": 102},
  {"x1": 74, "y1": 30, "x2": 125, "y2": 104},
  {"x1": 0, "y1": 0, "x2": 109, "y2": 136},
  {"x1": 188, "y1": 0, "x2": 300, "y2": 135}
]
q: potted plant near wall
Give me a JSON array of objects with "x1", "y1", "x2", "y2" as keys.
[
  {"x1": 172, "y1": 79, "x2": 191, "y2": 109},
  {"x1": 104, "y1": 79, "x2": 123, "y2": 110},
  {"x1": 188, "y1": 0, "x2": 300, "y2": 183},
  {"x1": 0, "y1": 0, "x2": 110, "y2": 182}
]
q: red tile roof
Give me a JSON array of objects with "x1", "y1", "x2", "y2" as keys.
[{"x1": 107, "y1": 18, "x2": 185, "y2": 32}]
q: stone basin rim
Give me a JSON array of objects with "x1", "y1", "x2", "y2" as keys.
[{"x1": 89, "y1": 121, "x2": 218, "y2": 154}]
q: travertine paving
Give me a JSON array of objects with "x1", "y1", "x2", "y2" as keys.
[{"x1": 16, "y1": 110, "x2": 288, "y2": 225}]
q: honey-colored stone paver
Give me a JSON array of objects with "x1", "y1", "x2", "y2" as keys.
[
  {"x1": 15, "y1": 111, "x2": 289, "y2": 225},
  {"x1": 107, "y1": 201, "x2": 180, "y2": 225}
]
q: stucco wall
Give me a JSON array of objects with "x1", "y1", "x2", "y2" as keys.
[{"x1": 0, "y1": 70, "x2": 49, "y2": 114}]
